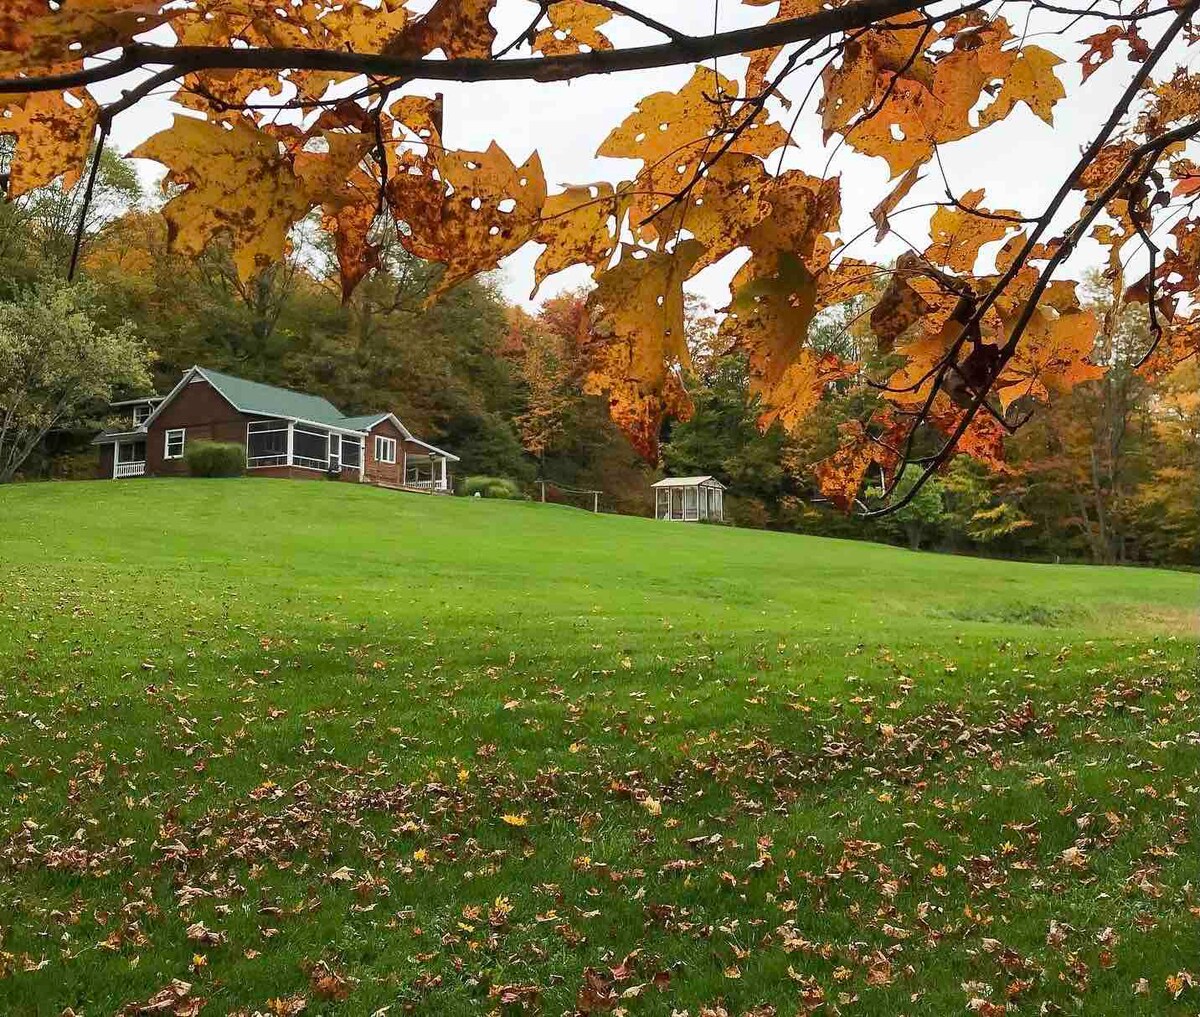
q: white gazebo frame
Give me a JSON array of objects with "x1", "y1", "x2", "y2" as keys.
[{"x1": 652, "y1": 476, "x2": 726, "y2": 522}]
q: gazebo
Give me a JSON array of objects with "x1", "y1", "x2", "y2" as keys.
[{"x1": 652, "y1": 476, "x2": 726, "y2": 522}]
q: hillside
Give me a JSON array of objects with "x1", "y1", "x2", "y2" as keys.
[{"x1": 0, "y1": 480, "x2": 1196, "y2": 1015}]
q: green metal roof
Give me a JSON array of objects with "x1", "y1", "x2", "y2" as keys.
[
  {"x1": 199, "y1": 368, "x2": 355, "y2": 428},
  {"x1": 337, "y1": 413, "x2": 389, "y2": 431}
]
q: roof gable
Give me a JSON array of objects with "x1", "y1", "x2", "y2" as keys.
[{"x1": 652, "y1": 475, "x2": 725, "y2": 489}]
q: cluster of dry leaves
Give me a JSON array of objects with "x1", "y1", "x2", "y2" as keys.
[
  {"x1": 2, "y1": 627, "x2": 1197, "y2": 1015},
  {"x1": 1, "y1": 0, "x2": 1199, "y2": 507}
]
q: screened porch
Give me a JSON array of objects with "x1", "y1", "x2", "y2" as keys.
[{"x1": 246, "y1": 419, "x2": 363, "y2": 474}]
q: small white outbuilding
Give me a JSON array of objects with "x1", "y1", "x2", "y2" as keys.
[{"x1": 652, "y1": 475, "x2": 726, "y2": 522}]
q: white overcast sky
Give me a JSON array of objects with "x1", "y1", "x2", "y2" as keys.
[{"x1": 92, "y1": 0, "x2": 1182, "y2": 310}]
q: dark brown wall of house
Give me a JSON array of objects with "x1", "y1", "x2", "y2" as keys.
[
  {"x1": 364, "y1": 420, "x2": 406, "y2": 487},
  {"x1": 97, "y1": 444, "x2": 114, "y2": 479},
  {"x1": 145, "y1": 378, "x2": 251, "y2": 476}
]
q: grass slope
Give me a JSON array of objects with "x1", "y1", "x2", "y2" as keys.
[{"x1": 0, "y1": 479, "x2": 1196, "y2": 1016}]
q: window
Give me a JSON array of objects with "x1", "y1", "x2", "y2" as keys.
[
  {"x1": 374, "y1": 435, "x2": 397, "y2": 464},
  {"x1": 117, "y1": 440, "x2": 146, "y2": 464},
  {"x1": 247, "y1": 420, "x2": 288, "y2": 467},
  {"x1": 164, "y1": 428, "x2": 186, "y2": 459},
  {"x1": 341, "y1": 436, "x2": 362, "y2": 469},
  {"x1": 133, "y1": 404, "x2": 151, "y2": 426},
  {"x1": 292, "y1": 424, "x2": 330, "y2": 469}
]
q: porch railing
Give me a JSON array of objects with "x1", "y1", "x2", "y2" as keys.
[
  {"x1": 405, "y1": 475, "x2": 451, "y2": 492},
  {"x1": 115, "y1": 461, "x2": 146, "y2": 478}
]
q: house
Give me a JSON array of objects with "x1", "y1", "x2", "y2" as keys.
[
  {"x1": 94, "y1": 366, "x2": 459, "y2": 491},
  {"x1": 652, "y1": 476, "x2": 726, "y2": 522}
]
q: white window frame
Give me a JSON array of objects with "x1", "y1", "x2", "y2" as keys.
[
  {"x1": 374, "y1": 435, "x2": 397, "y2": 464},
  {"x1": 340, "y1": 435, "x2": 363, "y2": 470},
  {"x1": 133, "y1": 404, "x2": 151, "y2": 426},
  {"x1": 164, "y1": 428, "x2": 186, "y2": 460}
]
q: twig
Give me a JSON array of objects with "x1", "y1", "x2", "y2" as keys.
[{"x1": 67, "y1": 119, "x2": 110, "y2": 282}]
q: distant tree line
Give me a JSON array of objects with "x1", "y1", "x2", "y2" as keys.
[{"x1": 1, "y1": 149, "x2": 1195, "y2": 569}]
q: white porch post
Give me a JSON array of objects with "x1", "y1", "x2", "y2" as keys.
[
  {"x1": 286, "y1": 421, "x2": 294, "y2": 466},
  {"x1": 439, "y1": 455, "x2": 447, "y2": 491},
  {"x1": 359, "y1": 437, "x2": 365, "y2": 481},
  {"x1": 112, "y1": 441, "x2": 120, "y2": 479}
]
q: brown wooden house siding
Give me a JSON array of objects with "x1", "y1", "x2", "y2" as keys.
[
  {"x1": 363, "y1": 419, "x2": 406, "y2": 487},
  {"x1": 145, "y1": 377, "x2": 251, "y2": 476}
]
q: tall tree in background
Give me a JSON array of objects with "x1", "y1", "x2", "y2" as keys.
[
  {"x1": 0, "y1": 140, "x2": 141, "y2": 291},
  {"x1": 1131, "y1": 363, "x2": 1200, "y2": 567},
  {"x1": 505, "y1": 292, "x2": 655, "y2": 512},
  {"x1": 1007, "y1": 282, "x2": 1153, "y2": 563},
  {"x1": 0, "y1": 282, "x2": 149, "y2": 482}
]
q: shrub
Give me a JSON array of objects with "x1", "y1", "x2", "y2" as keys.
[
  {"x1": 461, "y1": 475, "x2": 522, "y2": 499},
  {"x1": 185, "y1": 441, "x2": 245, "y2": 478}
]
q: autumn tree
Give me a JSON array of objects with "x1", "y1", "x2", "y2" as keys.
[
  {"x1": 1130, "y1": 362, "x2": 1200, "y2": 566},
  {"x1": 504, "y1": 306, "x2": 578, "y2": 465},
  {"x1": 0, "y1": 142, "x2": 142, "y2": 291},
  {"x1": 0, "y1": 282, "x2": 149, "y2": 482},
  {"x1": 504, "y1": 292, "x2": 657, "y2": 509},
  {"x1": 1, "y1": 1, "x2": 1198, "y2": 513}
]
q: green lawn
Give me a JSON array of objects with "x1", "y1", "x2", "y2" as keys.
[{"x1": 0, "y1": 479, "x2": 1196, "y2": 1016}]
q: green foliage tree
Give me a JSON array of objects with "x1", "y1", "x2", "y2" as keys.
[
  {"x1": 0, "y1": 282, "x2": 150, "y2": 482},
  {"x1": 869, "y1": 473, "x2": 946, "y2": 551},
  {"x1": 662, "y1": 355, "x2": 789, "y2": 507},
  {"x1": 0, "y1": 141, "x2": 142, "y2": 288},
  {"x1": 1131, "y1": 363, "x2": 1200, "y2": 567},
  {"x1": 939, "y1": 459, "x2": 1034, "y2": 549}
]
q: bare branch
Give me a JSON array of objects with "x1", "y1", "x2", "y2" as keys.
[{"x1": 0, "y1": 0, "x2": 950, "y2": 96}]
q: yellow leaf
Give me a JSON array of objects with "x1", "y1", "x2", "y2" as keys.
[
  {"x1": 533, "y1": 2, "x2": 613, "y2": 56},
  {"x1": 532, "y1": 182, "x2": 623, "y2": 297},
  {"x1": 1, "y1": 90, "x2": 98, "y2": 197},
  {"x1": 924, "y1": 189, "x2": 1021, "y2": 274},
  {"x1": 398, "y1": 0, "x2": 497, "y2": 60},
  {"x1": 584, "y1": 242, "x2": 703, "y2": 458},
  {"x1": 133, "y1": 116, "x2": 370, "y2": 281},
  {"x1": 996, "y1": 307, "x2": 1104, "y2": 409},
  {"x1": 871, "y1": 164, "x2": 922, "y2": 242},
  {"x1": 979, "y1": 45, "x2": 1066, "y2": 127},
  {"x1": 389, "y1": 142, "x2": 547, "y2": 301}
]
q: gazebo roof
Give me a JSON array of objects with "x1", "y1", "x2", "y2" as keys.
[{"x1": 651, "y1": 475, "x2": 726, "y2": 489}]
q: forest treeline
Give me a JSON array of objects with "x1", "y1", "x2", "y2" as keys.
[{"x1": 4, "y1": 152, "x2": 1196, "y2": 569}]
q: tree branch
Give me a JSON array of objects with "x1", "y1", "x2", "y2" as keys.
[
  {"x1": 0, "y1": 0, "x2": 945, "y2": 95},
  {"x1": 865, "y1": 0, "x2": 1200, "y2": 516}
]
